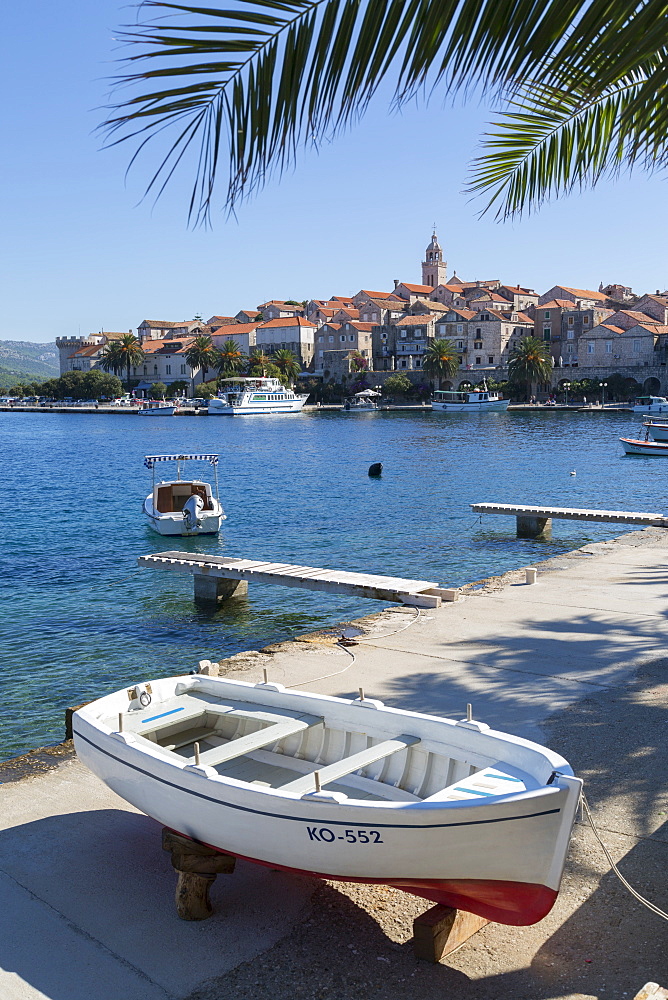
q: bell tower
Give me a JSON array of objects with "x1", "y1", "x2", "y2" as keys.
[{"x1": 422, "y1": 227, "x2": 447, "y2": 287}]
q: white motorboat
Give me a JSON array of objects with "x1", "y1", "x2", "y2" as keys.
[
  {"x1": 138, "y1": 401, "x2": 176, "y2": 416},
  {"x1": 642, "y1": 421, "x2": 668, "y2": 442},
  {"x1": 632, "y1": 395, "x2": 668, "y2": 414},
  {"x1": 432, "y1": 384, "x2": 509, "y2": 412},
  {"x1": 620, "y1": 436, "x2": 668, "y2": 456},
  {"x1": 343, "y1": 389, "x2": 380, "y2": 412},
  {"x1": 143, "y1": 454, "x2": 225, "y2": 535},
  {"x1": 208, "y1": 377, "x2": 308, "y2": 415},
  {"x1": 73, "y1": 674, "x2": 581, "y2": 926}
]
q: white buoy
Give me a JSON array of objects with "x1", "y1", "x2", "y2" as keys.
[{"x1": 569, "y1": 470, "x2": 576, "y2": 476}]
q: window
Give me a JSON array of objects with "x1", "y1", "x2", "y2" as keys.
[
  {"x1": 568, "y1": 316, "x2": 574, "y2": 326},
  {"x1": 457, "y1": 341, "x2": 463, "y2": 349},
  {"x1": 437, "y1": 325, "x2": 444, "y2": 336},
  {"x1": 415, "y1": 329, "x2": 422, "y2": 338},
  {"x1": 587, "y1": 341, "x2": 595, "y2": 354},
  {"x1": 400, "y1": 359, "x2": 407, "y2": 368},
  {"x1": 180, "y1": 364, "x2": 186, "y2": 375},
  {"x1": 456, "y1": 324, "x2": 463, "y2": 333},
  {"x1": 340, "y1": 335, "x2": 346, "y2": 342},
  {"x1": 544, "y1": 310, "x2": 551, "y2": 319},
  {"x1": 488, "y1": 356, "x2": 494, "y2": 364},
  {"x1": 567, "y1": 330, "x2": 574, "y2": 340},
  {"x1": 143, "y1": 366, "x2": 148, "y2": 375},
  {"x1": 605, "y1": 341, "x2": 613, "y2": 354},
  {"x1": 583, "y1": 315, "x2": 590, "y2": 325},
  {"x1": 474, "y1": 341, "x2": 483, "y2": 349},
  {"x1": 318, "y1": 335, "x2": 323, "y2": 342},
  {"x1": 476, "y1": 327, "x2": 481, "y2": 335},
  {"x1": 566, "y1": 343, "x2": 573, "y2": 354},
  {"x1": 328, "y1": 335, "x2": 334, "y2": 343},
  {"x1": 381, "y1": 333, "x2": 387, "y2": 341},
  {"x1": 543, "y1": 327, "x2": 551, "y2": 341},
  {"x1": 475, "y1": 356, "x2": 482, "y2": 365},
  {"x1": 165, "y1": 365, "x2": 171, "y2": 375},
  {"x1": 349, "y1": 335, "x2": 355, "y2": 342},
  {"x1": 401, "y1": 330, "x2": 407, "y2": 338},
  {"x1": 415, "y1": 358, "x2": 422, "y2": 367},
  {"x1": 372, "y1": 312, "x2": 378, "y2": 321},
  {"x1": 633, "y1": 339, "x2": 641, "y2": 353},
  {"x1": 480, "y1": 313, "x2": 490, "y2": 321}
]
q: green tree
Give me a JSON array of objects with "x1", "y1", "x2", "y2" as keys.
[
  {"x1": 166, "y1": 379, "x2": 189, "y2": 397},
  {"x1": 383, "y1": 373, "x2": 413, "y2": 397},
  {"x1": 247, "y1": 349, "x2": 272, "y2": 375},
  {"x1": 215, "y1": 339, "x2": 247, "y2": 376},
  {"x1": 151, "y1": 381, "x2": 168, "y2": 399},
  {"x1": 508, "y1": 337, "x2": 553, "y2": 400},
  {"x1": 185, "y1": 335, "x2": 217, "y2": 388},
  {"x1": 271, "y1": 349, "x2": 302, "y2": 386},
  {"x1": 56, "y1": 370, "x2": 87, "y2": 399},
  {"x1": 104, "y1": 334, "x2": 145, "y2": 389},
  {"x1": 81, "y1": 370, "x2": 123, "y2": 399},
  {"x1": 103, "y1": 1, "x2": 663, "y2": 222},
  {"x1": 422, "y1": 339, "x2": 460, "y2": 387},
  {"x1": 99, "y1": 341, "x2": 126, "y2": 378}
]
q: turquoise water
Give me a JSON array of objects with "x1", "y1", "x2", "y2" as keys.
[{"x1": 0, "y1": 408, "x2": 661, "y2": 760}]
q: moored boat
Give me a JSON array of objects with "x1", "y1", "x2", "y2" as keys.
[
  {"x1": 432, "y1": 384, "x2": 509, "y2": 412},
  {"x1": 343, "y1": 389, "x2": 380, "y2": 412},
  {"x1": 143, "y1": 454, "x2": 225, "y2": 535},
  {"x1": 620, "y1": 437, "x2": 668, "y2": 456},
  {"x1": 632, "y1": 395, "x2": 668, "y2": 414},
  {"x1": 138, "y1": 401, "x2": 176, "y2": 416},
  {"x1": 73, "y1": 674, "x2": 582, "y2": 925},
  {"x1": 642, "y1": 421, "x2": 668, "y2": 442},
  {"x1": 208, "y1": 377, "x2": 308, "y2": 415}
]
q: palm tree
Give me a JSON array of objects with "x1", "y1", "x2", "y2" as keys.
[
  {"x1": 271, "y1": 349, "x2": 302, "y2": 386},
  {"x1": 104, "y1": 334, "x2": 145, "y2": 390},
  {"x1": 103, "y1": 1, "x2": 664, "y2": 221},
  {"x1": 214, "y1": 339, "x2": 247, "y2": 376},
  {"x1": 185, "y1": 335, "x2": 217, "y2": 391},
  {"x1": 99, "y1": 341, "x2": 126, "y2": 378},
  {"x1": 422, "y1": 339, "x2": 460, "y2": 388},
  {"x1": 247, "y1": 349, "x2": 272, "y2": 375},
  {"x1": 508, "y1": 337, "x2": 553, "y2": 401}
]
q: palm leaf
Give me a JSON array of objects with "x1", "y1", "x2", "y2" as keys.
[{"x1": 103, "y1": 0, "x2": 668, "y2": 221}]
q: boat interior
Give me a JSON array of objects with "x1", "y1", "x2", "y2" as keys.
[
  {"x1": 117, "y1": 690, "x2": 531, "y2": 804},
  {"x1": 153, "y1": 482, "x2": 214, "y2": 513}
]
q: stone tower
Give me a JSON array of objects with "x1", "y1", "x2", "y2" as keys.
[{"x1": 421, "y1": 229, "x2": 447, "y2": 287}]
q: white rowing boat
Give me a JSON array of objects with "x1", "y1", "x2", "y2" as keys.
[
  {"x1": 620, "y1": 437, "x2": 668, "y2": 456},
  {"x1": 73, "y1": 675, "x2": 581, "y2": 926}
]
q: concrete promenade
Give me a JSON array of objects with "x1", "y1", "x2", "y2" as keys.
[{"x1": 2, "y1": 528, "x2": 668, "y2": 999}]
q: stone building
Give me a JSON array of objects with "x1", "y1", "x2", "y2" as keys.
[
  {"x1": 578, "y1": 320, "x2": 668, "y2": 369},
  {"x1": 372, "y1": 313, "x2": 439, "y2": 372},
  {"x1": 255, "y1": 317, "x2": 316, "y2": 368},
  {"x1": 211, "y1": 322, "x2": 260, "y2": 356},
  {"x1": 314, "y1": 322, "x2": 373, "y2": 372},
  {"x1": 57, "y1": 331, "x2": 129, "y2": 375},
  {"x1": 421, "y1": 230, "x2": 448, "y2": 288}
]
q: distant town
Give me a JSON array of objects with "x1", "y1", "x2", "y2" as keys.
[{"x1": 24, "y1": 232, "x2": 668, "y2": 401}]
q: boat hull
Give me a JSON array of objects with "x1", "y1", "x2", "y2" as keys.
[
  {"x1": 620, "y1": 437, "x2": 668, "y2": 455},
  {"x1": 138, "y1": 406, "x2": 176, "y2": 416},
  {"x1": 208, "y1": 399, "x2": 307, "y2": 415},
  {"x1": 643, "y1": 423, "x2": 668, "y2": 441},
  {"x1": 73, "y1": 677, "x2": 581, "y2": 926},
  {"x1": 431, "y1": 400, "x2": 509, "y2": 412},
  {"x1": 143, "y1": 496, "x2": 225, "y2": 535}
]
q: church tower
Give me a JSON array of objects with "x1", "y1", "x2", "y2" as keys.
[{"x1": 422, "y1": 228, "x2": 447, "y2": 287}]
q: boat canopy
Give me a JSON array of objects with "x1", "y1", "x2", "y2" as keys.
[{"x1": 144, "y1": 454, "x2": 219, "y2": 469}]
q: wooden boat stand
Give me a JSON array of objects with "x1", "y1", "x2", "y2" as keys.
[{"x1": 162, "y1": 827, "x2": 488, "y2": 961}]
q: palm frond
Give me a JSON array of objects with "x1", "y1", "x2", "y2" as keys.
[
  {"x1": 467, "y1": 65, "x2": 668, "y2": 219},
  {"x1": 103, "y1": 0, "x2": 668, "y2": 221}
]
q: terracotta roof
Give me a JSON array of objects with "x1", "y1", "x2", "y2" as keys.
[
  {"x1": 328, "y1": 297, "x2": 355, "y2": 305},
  {"x1": 398, "y1": 282, "x2": 433, "y2": 294},
  {"x1": 599, "y1": 325, "x2": 626, "y2": 335},
  {"x1": 396, "y1": 314, "x2": 438, "y2": 326},
  {"x1": 141, "y1": 337, "x2": 195, "y2": 355},
  {"x1": 502, "y1": 285, "x2": 536, "y2": 295},
  {"x1": 212, "y1": 323, "x2": 259, "y2": 338},
  {"x1": 99, "y1": 331, "x2": 129, "y2": 341},
  {"x1": 440, "y1": 308, "x2": 476, "y2": 320},
  {"x1": 258, "y1": 317, "x2": 316, "y2": 328},
  {"x1": 539, "y1": 300, "x2": 573, "y2": 309},
  {"x1": 139, "y1": 320, "x2": 191, "y2": 328},
  {"x1": 318, "y1": 323, "x2": 343, "y2": 332},
  {"x1": 359, "y1": 289, "x2": 394, "y2": 299},
  {"x1": 620, "y1": 309, "x2": 660, "y2": 323},
  {"x1": 361, "y1": 298, "x2": 407, "y2": 311},
  {"x1": 559, "y1": 286, "x2": 607, "y2": 302},
  {"x1": 412, "y1": 299, "x2": 450, "y2": 312},
  {"x1": 257, "y1": 300, "x2": 303, "y2": 310},
  {"x1": 642, "y1": 295, "x2": 668, "y2": 305},
  {"x1": 349, "y1": 322, "x2": 374, "y2": 331},
  {"x1": 69, "y1": 345, "x2": 101, "y2": 358},
  {"x1": 512, "y1": 312, "x2": 534, "y2": 324},
  {"x1": 238, "y1": 309, "x2": 261, "y2": 317}
]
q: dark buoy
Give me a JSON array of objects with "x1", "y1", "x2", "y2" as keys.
[{"x1": 368, "y1": 462, "x2": 383, "y2": 477}]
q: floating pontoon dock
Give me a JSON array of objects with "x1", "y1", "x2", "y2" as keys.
[
  {"x1": 471, "y1": 502, "x2": 668, "y2": 538},
  {"x1": 137, "y1": 551, "x2": 458, "y2": 607}
]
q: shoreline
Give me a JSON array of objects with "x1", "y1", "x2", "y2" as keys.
[
  {"x1": 0, "y1": 402, "x2": 633, "y2": 415},
  {"x1": 2, "y1": 525, "x2": 668, "y2": 998}
]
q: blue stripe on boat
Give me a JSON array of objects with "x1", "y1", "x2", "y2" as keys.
[
  {"x1": 141, "y1": 707, "x2": 185, "y2": 724},
  {"x1": 489, "y1": 773, "x2": 524, "y2": 782},
  {"x1": 454, "y1": 786, "x2": 497, "y2": 797}
]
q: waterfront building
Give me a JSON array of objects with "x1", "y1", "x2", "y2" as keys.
[
  {"x1": 357, "y1": 297, "x2": 406, "y2": 325},
  {"x1": 211, "y1": 322, "x2": 260, "y2": 356},
  {"x1": 551, "y1": 305, "x2": 614, "y2": 366},
  {"x1": 578, "y1": 319, "x2": 668, "y2": 369},
  {"x1": 133, "y1": 335, "x2": 201, "y2": 390},
  {"x1": 255, "y1": 316, "x2": 316, "y2": 368},
  {"x1": 57, "y1": 331, "x2": 129, "y2": 375},
  {"x1": 538, "y1": 285, "x2": 607, "y2": 309},
  {"x1": 459, "y1": 308, "x2": 533, "y2": 371},
  {"x1": 372, "y1": 313, "x2": 439, "y2": 372},
  {"x1": 137, "y1": 319, "x2": 204, "y2": 341},
  {"x1": 314, "y1": 322, "x2": 373, "y2": 372}
]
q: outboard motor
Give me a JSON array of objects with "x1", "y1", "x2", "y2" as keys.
[{"x1": 183, "y1": 493, "x2": 204, "y2": 531}]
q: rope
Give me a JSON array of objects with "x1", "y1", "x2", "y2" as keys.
[{"x1": 582, "y1": 791, "x2": 668, "y2": 922}]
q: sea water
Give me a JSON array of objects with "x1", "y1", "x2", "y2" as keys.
[{"x1": 0, "y1": 408, "x2": 660, "y2": 759}]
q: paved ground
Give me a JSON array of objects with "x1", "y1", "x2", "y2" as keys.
[{"x1": 2, "y1": 528, "x2": 668, "y2": 999}]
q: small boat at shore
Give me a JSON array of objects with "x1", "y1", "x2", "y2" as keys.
[
  {"x1": 138, "y1": 401, "x2": 176, "y2": 416},
  {"x1": 73, "y1": 674, "x2": 581, "y2": 925},
  {"x1": 143, "y1": 454, "x2": 225, "y2": 535},
  {"x1": 642, "y1": 421, "x2": 668, "y2": 442},
  {"x1": 343, "y1": 389, "x2": 380, "y2": 412},
  {"x1": 632, "y1": 395, "x2": 668, "y2": 414},
  {"x1": 620, "y1": 436, "x2": 668, "y2": 456}
]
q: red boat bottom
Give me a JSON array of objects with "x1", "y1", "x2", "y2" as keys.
[{"x1": 172, "y1": 831, "x2": 558, "y2": 927}]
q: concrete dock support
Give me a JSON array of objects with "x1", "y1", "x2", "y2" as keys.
[
  {"x1": 193, "y1": 573, "x2": 248, "y2": 604},
  {"x1": 516, "y1": 515, "x2": 552, "y2": 539}
]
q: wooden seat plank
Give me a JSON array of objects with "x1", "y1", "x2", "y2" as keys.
[
  {"x1": 280, "y1": 734, "x2": 420, "y2": 794},
  {"x1": 195, "y1": 714, "x2": 323, "y2": 768}
]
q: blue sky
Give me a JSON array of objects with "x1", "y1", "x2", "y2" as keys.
[{"x1": 3, "y1": 2, "x2": 668, "y2": 343}]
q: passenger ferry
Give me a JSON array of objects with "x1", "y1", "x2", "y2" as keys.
[
  {"x1": 208, "y1": 377, "x2": 308, "y2": 415},
  {"x1": 432, "y1": 384, "x2": 509, "y2": 412}
]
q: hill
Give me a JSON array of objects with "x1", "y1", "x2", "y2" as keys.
[{"x1": 0, "y1": 340, "x2": 59, "y2": 386}]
